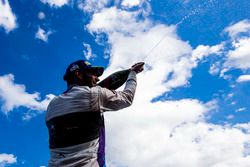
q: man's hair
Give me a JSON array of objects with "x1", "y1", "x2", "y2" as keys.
[{"x1": 63, "y1": 70, "x2": 78, "y2": 86}]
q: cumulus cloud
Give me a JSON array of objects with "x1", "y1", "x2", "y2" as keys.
[
  {"x1": 220, "y1": 20, "x2": 250, "y2": 74},
  {"x1": 86, "y1": 5, "x2": 250, "y2": 167},
  {"x1": 105, "y1": 100, "x2": 208, "y2": 167},
  {"x1": 223, "y1": 38, "x2": 250, "y2": 70},
  {"x1": 236, "y1": 75, "x2": 250, "y2": 83},
  {"x1": 209, "y1": 61, "x2": 222, "y2": 76},
  {"x1": 224, "y1": 19, "x2": 250, "y2": 39},
  {"x1": 105, "y1": 109, "x2": 250, "y2": 167},
  {"x1": 121, "y1": 0, "x2": 141, "y2": 8},
  {"x1": 0, "y1": 74, "x2": 55, "y2": 115},
  {"x1": 40, "y1": 0, "x2": 69, "y2": 7},
  {"x1": 83, "y1": 43, "x2": 95, "y2": 60},
  {"x1": 77, "y1": 0, "x2": 110, "y2": 13},
  {"x1": 88, "y1": 9, "x2": 192, "y2": 97},
  {"x1": 38, "y1": 12, "x2": 46, "y2": 20},
  {"x1": 236, "y1": 107, "x2": 246, "y2": 112},
  {"x1": 0, "y1": 153, "x2": 17, "y2": 167},
  {"x1": 87, "y1": 7, "x2": 224, "y2": 96},
  {"x1": 235, "y1": 123, "x2": 250, "y2": 133},
  {"x1": 0, "y1": 0, "x2": 17, "y2": 32},
  {"x1": 182, "y1": 20, "x2": 250, "y2": 80},
  {"x1": 191, "y1": 44, "x2": 224, "y2": 60},
  {"x1": 183, "y1": 20, "x2": 250, "y2": 80},
  {"x1": 192, "y1": 44, "x2": 224, "y2": 76},
  {"x1": 87, "y1": 7, "x2": 148, "y2": 34},
  {"x1": 35, "y1": 27, "x2": 53, "y2": 42}
]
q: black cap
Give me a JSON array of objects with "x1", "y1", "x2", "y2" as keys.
[{"x1": 63, "y1": 60, "x2": 104, "y2": 81}]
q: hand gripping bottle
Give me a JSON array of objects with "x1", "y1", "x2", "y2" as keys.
[{"x1": 98, "y1": 69, "x2": 130, "y2": 90}]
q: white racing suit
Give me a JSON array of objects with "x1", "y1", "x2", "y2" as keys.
[{"x1": 45, "y1": 71, "x2": 137, "y2": 167}]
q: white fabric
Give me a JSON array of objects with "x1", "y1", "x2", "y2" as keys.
[{"x1": 49, "y1": 138, "x2": 99, "y2": 167}]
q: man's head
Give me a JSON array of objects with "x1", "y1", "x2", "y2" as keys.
[{"x1": 63, "y1": 60, "x2": 104, "y2": 87}]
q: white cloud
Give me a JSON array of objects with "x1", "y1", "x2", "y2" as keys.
[
  {"x1": 192, "y1": 20, "x2": 250, "y2": 79},
  {"x1": 120, "y1": 0, "x2": 151, "y2": 17},
  {"x1": 183, "y1": 0, "x2": 191, "y2": 4},
  {"x1": 38, "y1": 12, "x2": 46, "y2": 20},
  {"x1": 192, "y1": 44, "x2": 224, "y2": 61},
  {"x1": 40, "y1": 0, "x2": 69, "y2": 7},
  {"x1": 35, "y1": 27, "x2": 53, "y2": 42},
  {"x1": 224, "y1": 38, "x2": 250, "y2": 70},
  {"x1": 121, "y1": 0, "x2": 141, "y2": 8},
  {"x1": 0, "y1": 74, "x2": 55, "y2": 115},
  {"x1": 224, "y1": 19, "x2": 250, "y2": 39},
  {"x1": 220, "y1": 20, "x2": 250, "y2": 74},
  {"x1": 105, "y1": 111, "x2": 250, "y2": 167},
  {"x1": 209, "y1": 62, "x2": 221, "y2": 75},
  {"x1": 236, "y1": 107, "x2": 246, "y2": 112},
  {"x1": 86, "y1": 6, "x2": 250, "y2": 167},
  {"x1": 226, "y1": 114, "x2": 234, "y2": 120},
  {"x1": 227, "y1": 93, "x2": 234, "y2": 98},
  {"x1": 87, "y1": 7, "x2": 225, "y2": 97},
  {"x1": 0, "y1": 153, "x2": 17, "y2": 166},
  {"x1": 191, "y1": 44, "x2": 224, "y2": 76},
  {"x1": 88, "y1": 7, "x2": 192, "y2": 96},
  {"x1": 87, "y1": 7, "x2": 148, "y2": 35},
  {"x1": 235, "y1": 123, "x2": 250, "y2": 133},
  {"x1": 83, "y1": 43, "x2": 95, "y2": 60},
  {"x1": 237, "y1": 75, "x2": 250, "y2": 83},
  {"x1": 77, "y1": 0, "x2": 110, "y2": 13},
  {"x1": 105, "y1": 100, "x2": 207, "y2": 166},
  {"x1": 0, "y1": 0, "x2": 17, "y2": 32},
  {"x1": 231, "y1": 101, "x2": 236, "y2": 105}
]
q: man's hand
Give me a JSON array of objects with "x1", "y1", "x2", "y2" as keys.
[{"x1": 130, "y1": 62, "x2": 144, "y2": 74}]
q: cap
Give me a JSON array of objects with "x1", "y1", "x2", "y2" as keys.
[{"x1": 63, "y1": 60, "x2": 104, "y2": 81}]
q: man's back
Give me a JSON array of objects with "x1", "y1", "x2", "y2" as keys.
[
  {"x1": 46, "y1": 86, "x2": 99, "y2": 120},
  {"x1": 46, "y1": 86, "x2": 104, "y2": 167}
]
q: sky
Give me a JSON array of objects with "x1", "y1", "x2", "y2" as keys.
[{"x1": 0, "y1": 0, "x2": 250, "y2": 166}]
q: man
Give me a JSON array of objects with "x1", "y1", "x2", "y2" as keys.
[{"x1": 46, "y1": 60, "x2": 144, "y2": 167}]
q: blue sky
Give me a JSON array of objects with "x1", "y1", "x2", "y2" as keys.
[{"x1": 0, "y1": 0, "x2": 250, "y2": 166}]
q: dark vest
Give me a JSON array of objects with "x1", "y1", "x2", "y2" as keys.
[{"x1": 46, "y1": 112, "x2": 104, "y2": 148}]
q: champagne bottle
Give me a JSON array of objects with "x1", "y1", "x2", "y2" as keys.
[{"x1": 98, "y1": 69, "x2": 130, "y2": 90}]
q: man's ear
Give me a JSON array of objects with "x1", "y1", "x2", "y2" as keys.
[{"x1": 74, "y1": 71, "x2": 83, "y2": 80}]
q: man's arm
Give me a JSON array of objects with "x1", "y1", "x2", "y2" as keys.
[
  {"x1": 98, "y1": 62, "x2": 144, "y2": 111},
  {"x1": 99, "y1": 70, "x2": 137, "y2": 111}
]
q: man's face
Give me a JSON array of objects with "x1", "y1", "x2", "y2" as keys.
[{"x1": 83, "y1": 70, "x2": 100, "y2": 87}]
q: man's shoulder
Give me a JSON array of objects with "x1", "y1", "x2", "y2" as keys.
[
  {"x1": 72, "y1": 85, "x2": 91, "y2": 91},
  {"x1": 91, "y1": 85, "x2": 113, "y2": 94},
  {"x1": 65, "y1": 86, "x2": 91, "y2": 94},
  {"x1": 57, "y1": 85, "x2": 105, "y2": 99}
]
